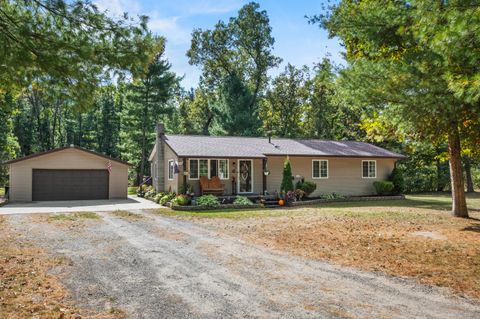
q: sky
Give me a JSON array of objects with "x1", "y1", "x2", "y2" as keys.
[{"x1": 94, "y1": 0, "x2": 345, "y2": 89}]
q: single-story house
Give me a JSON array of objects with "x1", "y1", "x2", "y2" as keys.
[
  {"x1": 149, "y1": 124, "x2": 406, "y2": 197},
  {"x1": 3, "y1": 146, "x2": 130, "y2": 202}
]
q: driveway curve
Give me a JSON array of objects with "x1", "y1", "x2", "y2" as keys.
[{"x1": 6, "y1": 210, "x2": 480, "y2": 318}]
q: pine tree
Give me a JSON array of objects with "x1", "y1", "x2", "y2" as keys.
[{"x1": 281, "y1": 158, "x2": 294, "y2": 192}]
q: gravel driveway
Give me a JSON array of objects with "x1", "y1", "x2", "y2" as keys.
[{"x1": 6, "y1": 210, "x2": 480, "y2": 319}]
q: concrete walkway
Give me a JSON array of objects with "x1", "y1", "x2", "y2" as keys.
[{"x1": 0, "y1": 196, "x2": 162, "y2": 215}]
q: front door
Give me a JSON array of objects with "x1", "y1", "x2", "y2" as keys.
[{"x1": 238, "y1": 160, "x2": 253, "y2": 193}]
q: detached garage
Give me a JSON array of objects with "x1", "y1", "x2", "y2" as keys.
[{"x1": 4, "y1": 146, "x2": 130, "y2": 202}]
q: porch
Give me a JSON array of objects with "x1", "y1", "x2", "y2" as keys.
[{"x1": 176, "y1": 157, "x2": 269, "y2": 196}]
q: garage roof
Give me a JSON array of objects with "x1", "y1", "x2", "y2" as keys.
[{"x1": 2, "y1": 146, "x2": 132, "y2": 166}]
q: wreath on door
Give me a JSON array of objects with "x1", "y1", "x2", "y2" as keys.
[{"x1": 240, "y1": 162, "x2": 249, "y2": 181}]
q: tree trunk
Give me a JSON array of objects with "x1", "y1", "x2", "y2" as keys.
[
  {"x1": 464, "y1": 156, "x2": 475, "y2": 193},
  {"x1": 436, "y1": 158, "x2": 443, "y2": 192},
  {"x1": 448, "y1": 129, "x2": 469, "y2": 218}
]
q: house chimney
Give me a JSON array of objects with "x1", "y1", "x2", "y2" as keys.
[{"x1": 155, "y1": 123, "x2": 165, "y2": 192}]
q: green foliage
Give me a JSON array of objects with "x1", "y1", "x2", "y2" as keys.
[
  {"x1": 171, "y1": 195, "x2": 190, "y2": 206},
  {"x1": 315, "y1": 0, "x2": 480, "y2": 216},
  {"x1": 280, "y1": 158, "x2": 294, "y2": 192},
  {"x1": 233, "y1": 196, "x2": 253, "y2": 205},
  {"x1": 373, "y1": 181, "x2": 395, "y2": 196},
  {"x1": 0, "y1": 94, "x2": 20, "y2": 186},
  {"x1": 295, "y1": 181, "x2": 317, "y2": 197},
  {"x1": 187, "y1": 2, "x2": 281, "y2": 135},
  {"x1": 473, "y1": 168, "x2": 480, "y2": 190},
  {"x1": 0, "y1": 0, "x2": 158, "y2": 109},
  {"x1": 319, "y1": 193, "x2": 345, "y2": 200},
  {"x1": 178, "y1": 183, "x2": 193, "y2": 195},
  {"x1": 389, "y1": 167, "x2": 405, "y2": 195},
  {"x1": 144, "y1": 187, "x2": 157, "y2": 200},
  {"x1": 121, "y1": 47, "x2": 180, "y2": 184},
  {"x1": 196, "y1": 195, "x2": 220, "y2": 207},
  {"x1": 261, "y1": 64, "x2": 309, "y2": 137},
  {"x1": 156, "y1": 193, "x2": 176, "y2": 206}
]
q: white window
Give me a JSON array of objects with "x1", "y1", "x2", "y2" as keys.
[
  {"x1": 199, "y1": 159, "x2": 209, "y2": 177},
  {"x1": 168, "y1": 160, "x2": 174, "y2": 180},
  {"x1": 189, "y1": 159, "x2": 199, "y2": 179},
  {"x1": 188, "y1": 159, "x2": 209, "y2": 179},
  {"x1": 188, "y1": 159, "x2": 229, "y2": 180},
  {"x1": 362, "y1": 160, "x2": 376, "y2": 178},
  {"x1": 312, "y1": 160, "x2": 328, "y2": 179},
  {"x1": 212, "y1": 159, "x2": 229, "y2": 180}
]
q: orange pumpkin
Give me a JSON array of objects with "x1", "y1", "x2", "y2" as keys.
[{"x1": 278, "y1": 199, "x2": 285, "y2": 206}]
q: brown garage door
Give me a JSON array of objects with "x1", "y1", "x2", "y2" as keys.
[{"x1": 32, "y1": 169, "x2": 109, "y2": 201}]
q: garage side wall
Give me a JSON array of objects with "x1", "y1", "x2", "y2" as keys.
[{"x1": 9, "y1": 149, "x2": 128, "y2": 201}]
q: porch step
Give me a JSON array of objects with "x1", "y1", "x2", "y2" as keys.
[{"x1": 263, "y1": 199, "x2": 281, "y2": 208}]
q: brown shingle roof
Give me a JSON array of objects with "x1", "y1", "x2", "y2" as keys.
[
  {"x1": 161, "y1": 135, "x2": 406, "y2": 159},
  {"x1": 2, "y1": 146, "x2": 132, "y2": 166}
]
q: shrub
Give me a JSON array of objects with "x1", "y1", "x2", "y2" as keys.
[
  {"x1": 155, "y1": 192, "x2": 176, "y2": 205},
  {"x1": 373, "y1": 181, "x2": 395, "y2": 195},
  {"x1": 144, "y1": 188, "x2": 157, "y2": 200},
  {"x1": 388, "y1": 167, "x2": 405, "y2": 194},
  {"x1": 154, "y1": 193, "x2": 164, "y2": 203},
  {"x1": 319, "y1": 192, "x2": 345, "y2": 200},
  {"x1": 285, "y1": 190, "x2": 296, "y2": 203},
  {"x1": 233, "y1": 196, "x2": 253, "y2": 205},
  {"x1": 280, "y1": 158, "x2": 294, "y2": 192},
  {"x1": 172, "y1": 194, "x2": 190, "y2": 206},
  {"x1": 295, "y1": 181, "x2": 317, "y2": 197},
  {"x1": 294, "y1": 189, "x2": 305, "y2": 201},
  {"x1": 197, "y1": 195, "x2": 219, "y2": 207},
  {"x1": 178, "y1": 183, "x2": 194, "y2": 195}
]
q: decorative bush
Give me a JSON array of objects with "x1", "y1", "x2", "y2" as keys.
[
  {"x1": 233, "y1": 196, "x2": 253, "y2": 205},
  {"x1": 319, "y1": 192, "x2": 346, "y2": 200},
  {"x1": 285, "y1": 191, "x2": 296, "y2": 203},
  {"x1": 157, "y1": 192, "x2": 176, "y2": 205},
  {"x1": 295, "y1": 181, "x2": 317, "y2": 197},
  {"x1": 144, "y1": 188, "x2": 157, "y2": 200},
  {"x1": 294, "y1": 189, "x2": 305, "y2": 201},
  {"x1": 280, "y1": 158, "x2": 294, "y2": 192},
  {"x1": 373, "y1": 181, "x2": 395, "y2": 195},
  {"x1": 388, "y1": 167, "x2": 405, "y2": 194},
  {"x1": 178, "y1": 183, "x2": 194, "y2": 195},
  {"x1": 197, "y1": 195, "x2": 220, "y2": 207},
  {"x1": 172, "y1": 194, "x2": 190, "y2": 206}
]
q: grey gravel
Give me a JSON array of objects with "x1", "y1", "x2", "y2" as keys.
[{"x1": 6, "y1": 211, "x2": 480, "y2": 319}]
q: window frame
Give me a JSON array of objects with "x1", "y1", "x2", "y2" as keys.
[
  {"x1": 312, "y1": 159, "x2": 329, "y2": 179},
  {"x1": 362, "y1": 160, "x2": 377, "y2": 179},
  {"x1": 216, "y1": 159, "x2": 229, "y2": 180},
  {"x1": 188, "y1": 158, "x2": 229, "y2": 180},
  {"x1": 167, "y1": 160, "x2": 174, "y2": 180}
]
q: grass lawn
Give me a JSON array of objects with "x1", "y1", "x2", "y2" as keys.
[{"x1": 155, "y1": 192, "x2": 480, "y2": 299}]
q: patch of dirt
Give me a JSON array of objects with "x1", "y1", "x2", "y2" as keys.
[
  {"x1": 191, "y1": 207, "x2": 480, "y2": 300},
  {"x1": 411, "y1": 231, "x2": 447, "y2": 240},
  {"x1": 0, "y1": 216, "x2": 125, "y2": 319}
]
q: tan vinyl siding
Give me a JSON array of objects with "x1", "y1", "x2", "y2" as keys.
[
  {"x1": 8, "y1": 148, "x2": 128, "y2": 202},
  {"x1": 266, "y1": 156, "x2": 396, "y2": 196},
  {"x1": 164, "y1": 144, "x2": 179, "y2": 193}
]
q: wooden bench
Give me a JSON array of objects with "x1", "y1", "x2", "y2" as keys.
[{"x1": 199, "y1": 176, "x2": 225, "y2": 195}]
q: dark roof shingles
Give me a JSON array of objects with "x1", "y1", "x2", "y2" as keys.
[{"x1": 163, "y1": 135, "x2": 406, "y2": 159}]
